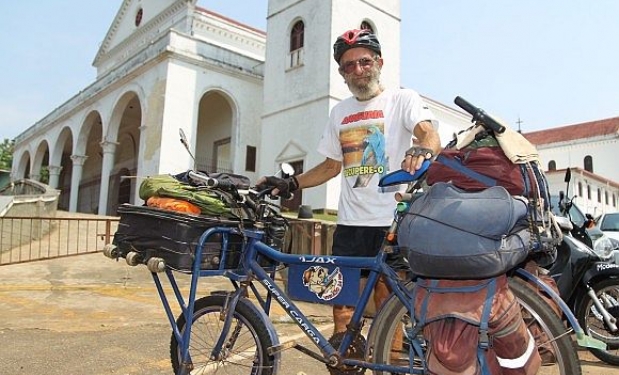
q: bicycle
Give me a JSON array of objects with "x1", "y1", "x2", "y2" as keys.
[{"x1": 104, "y1": 162, "x2": 601, "y2": 375}]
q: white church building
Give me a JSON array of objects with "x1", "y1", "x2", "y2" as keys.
[
  {"x1": 10, "y1": 0, "x2": 618, "y2": 218},
  {"x1": 10, "y1": 0, "x2": 470, "y2": 216}
]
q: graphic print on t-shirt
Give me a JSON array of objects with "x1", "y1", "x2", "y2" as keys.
[{"x1": 340, "y1": 121, "x2": 388, "y2": 188}]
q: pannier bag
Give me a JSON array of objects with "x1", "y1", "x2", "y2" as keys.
[
  {"x1": 427, "y1": 133, "x2": 551, "y2": 207},
  {"x1": 414, "y1": 276, "x2": 541, "y2": 375},
  {"x1": 426, "y1": 128, "x2": 561, "y2": 265},
  {"x1": 398, "y1": 182, "x2": 531, "y2": 279},
  {"x1": 427, "y1": 142, "x2": 525, "y2": 196}
]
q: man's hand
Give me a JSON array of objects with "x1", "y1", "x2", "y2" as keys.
[
  {"x1": 401, "y1": 146, "x2": 434, "y2": 173},
  {"x1": 255, "y1": 176, "x2": 299, "y2": 198}
]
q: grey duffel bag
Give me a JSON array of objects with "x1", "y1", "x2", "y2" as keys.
[{"x1": 398, "y1": 182, "x2": 531, "y2": 279}]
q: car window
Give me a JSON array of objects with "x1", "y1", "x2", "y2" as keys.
[{"x1": 600, "y1": 213, "x2": 619, "y2": 231}]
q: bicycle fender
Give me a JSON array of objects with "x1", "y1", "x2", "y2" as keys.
[{"x1": 514, "y1": 269, "x2": 581, "y2": 332}]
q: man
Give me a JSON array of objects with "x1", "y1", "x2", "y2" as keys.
[{"x1": 258, "y1": 28, "x2": 441, "y2": 335}]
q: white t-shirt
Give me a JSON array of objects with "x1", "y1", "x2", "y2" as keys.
[{"x1": 317, "y1": 88, "x2": 437, "y2": 226}]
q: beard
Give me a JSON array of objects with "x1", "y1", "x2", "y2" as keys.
[{"x1": 346, "y1": 65, "x2": 383, "y2": 101}]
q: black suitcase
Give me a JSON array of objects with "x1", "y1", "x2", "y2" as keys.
[{"x1": 113, "y1": 204, "x2": 246, "y2": 272}]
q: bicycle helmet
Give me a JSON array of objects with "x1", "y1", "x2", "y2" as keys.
[{"x1": 333, "y1": 29, "x2": 382, "y2": 63}]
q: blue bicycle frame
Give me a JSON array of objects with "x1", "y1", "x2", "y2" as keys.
[
  {"x1": 150, "y1": 161, "x2": 603, "y2": 375},
  {"x1": 152, "y1": 223, "x2": 423, "y2": 375}
]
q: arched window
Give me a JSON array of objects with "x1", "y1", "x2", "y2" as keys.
[
  {"x1": 360, "y1": 21, "x2": 374, "y2": 33},
  {"x1": 290, "y1": 21, "x2": 304, "y2": 51},
  {"x1": 584, "y1": 155, "x2": 593, "y2": 173},
  {"x1": 578, "y1": 182, "x2": 583, "y2": 197},
  {"x1": 598, "y1": 188, "x2": 602, "y2": 203},
  {"x1": 587, "y1": 185, "x2": 591, "y2": 199},
  {"x1": 547, "y1": 160, "x2": 556, "y2": 171},
  {"x1": 288, "y1": 21, "x2": 304, "y2": 68}
]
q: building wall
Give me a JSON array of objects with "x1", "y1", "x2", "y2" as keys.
[{"x1": 536, "y1": 137, "x2": 619, "y2": 215}]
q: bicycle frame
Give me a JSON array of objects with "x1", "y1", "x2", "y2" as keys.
[
  {"x1": 152, "y1": 224, "x2": 422, "y2": 375},
  {"x1": 147, "y1": 159, "x2": 604, "y2": 375}
]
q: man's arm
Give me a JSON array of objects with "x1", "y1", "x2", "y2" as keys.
[{"x1": 295, "y1": 157, "x2": 342, "y2": 189}]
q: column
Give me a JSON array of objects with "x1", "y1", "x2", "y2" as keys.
[
  {"x1": 97, "y1": 141, "x2": 118, "y2": 216},
  {"x1": 47, "y1": 165, "x2": 63, "y2": 189},
  {"x1": 69, "y1": 155, "x2": 88, "y2": 212}
]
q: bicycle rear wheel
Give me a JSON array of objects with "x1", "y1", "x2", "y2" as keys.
[
  {"x1": 170, "y1": 294, "x2": 275, "y2": 375},
  {"x1": 370, "y1": 278, "x2": 581, "y2": 375}
]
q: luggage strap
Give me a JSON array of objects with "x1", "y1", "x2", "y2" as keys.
[{"x1": 435, "y1": 153, "x2": 498, "y2": 188}]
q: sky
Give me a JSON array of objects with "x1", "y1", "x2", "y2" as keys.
[{"x1": 1, "y1": 1, "x2": 618, "y2": 141}]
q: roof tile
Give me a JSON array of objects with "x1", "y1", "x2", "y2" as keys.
[{"x1": 523, "y1": 117, "x2": 619, "y2": 145}]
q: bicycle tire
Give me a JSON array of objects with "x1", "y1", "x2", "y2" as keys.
[
  {"x1": 369, "y1": 277, "x2": 581, "y2": 375},
  {"x1": 170, "y1": 294, "x2": 275, "y2": 375},
  {"x1": 576, "y1": 277, "x2": 619, "y2": 365}
]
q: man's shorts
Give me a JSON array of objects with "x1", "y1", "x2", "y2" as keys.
[{"x1": 331, "y1": 224, "x2": 409, "y2": 277}]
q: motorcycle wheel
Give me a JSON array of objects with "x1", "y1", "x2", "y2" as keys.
[{"x1": 576, "y1": 277, "x2": 619, "y2": 365}]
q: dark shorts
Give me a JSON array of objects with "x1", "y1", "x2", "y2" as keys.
[{"x1": 332, "y1": 225, "x2": 409, "y2": 277}]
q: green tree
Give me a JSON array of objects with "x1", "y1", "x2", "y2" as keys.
[{"x1": 0, "y1": 138, "x2": 14, "y2": 170}]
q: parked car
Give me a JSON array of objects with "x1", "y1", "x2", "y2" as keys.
[{"x1": 597, "y1": 212, "x2": 619, "y2": 242}]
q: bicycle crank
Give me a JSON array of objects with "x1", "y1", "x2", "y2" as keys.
[{"x1": 326, "y1": 332, "x2": 367, "y2": 375}]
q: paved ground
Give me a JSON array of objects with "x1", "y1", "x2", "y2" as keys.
[{"x1": 1, "y1": 252, "x2": 619, "y2": 375}]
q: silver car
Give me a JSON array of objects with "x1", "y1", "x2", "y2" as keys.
[{"x1": 597, "y1": 212, "x2": 619, "y2": 242}]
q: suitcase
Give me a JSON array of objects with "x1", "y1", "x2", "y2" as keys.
[{"x1": 113, "y1": 204, "x2": 246, "y2": 272}]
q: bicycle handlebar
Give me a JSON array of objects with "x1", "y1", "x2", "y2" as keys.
[
  {"x1": 187, "y1": 171, "x2": 234, "y2": 190},
  {"x1": 454, "y1": 96, "x2": 506, "y2": 134}
]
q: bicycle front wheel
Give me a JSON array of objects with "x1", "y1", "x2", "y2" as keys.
[
  {"x1": 370, "y1": 278, "x2": 581, "y2": 375},
  {"x1": 170, "y1": 294, "x2": 275, "y2": 375}
]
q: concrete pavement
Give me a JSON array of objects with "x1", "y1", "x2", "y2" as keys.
[
  {"x1": 1, "y1": 252, "x2": 618, "y2": 374},
  {"x1": 0, "y1": 252, "x2": 335, "y2": 375}
]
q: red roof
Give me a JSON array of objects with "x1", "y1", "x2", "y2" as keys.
[{"x1": 523, "y1": 117, "x2": 619, "y2": 146}]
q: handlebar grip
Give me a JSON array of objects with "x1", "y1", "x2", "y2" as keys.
[
  {"x1": 205, "y1": 177, "x2": 233, "y2": 190},
  {"x1": 454, "y1": 96, "x2": 506, "y2": 134},
  {"x1": 454, "y1": 96, "x2": 478, "y2": 116},
  {"x1": 187, "y1": 171, "x2": 234, "y2": 190}
]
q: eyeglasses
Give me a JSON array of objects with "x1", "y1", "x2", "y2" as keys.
[{"x1": 339, "y1": 57, "x2": 377, "y2": 74}]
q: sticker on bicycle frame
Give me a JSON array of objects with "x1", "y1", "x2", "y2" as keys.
[{"x1": 302, "y1": 266, "x2": 343, "y2": 301}]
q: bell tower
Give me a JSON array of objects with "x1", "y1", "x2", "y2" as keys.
[{"x1": 260, "y1": 0, "x2": 401, "y2": 211}]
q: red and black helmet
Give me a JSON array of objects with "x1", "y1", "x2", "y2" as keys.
[{"x1": 333, "y1": 29, "x2": 382, "y2": 63}]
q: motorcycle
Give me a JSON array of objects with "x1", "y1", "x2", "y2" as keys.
[{"x1": 547, "y1": 167, "x2": 619, "y2": 365}]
